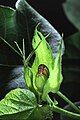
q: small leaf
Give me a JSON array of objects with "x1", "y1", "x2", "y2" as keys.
[{"x1": 24, "y1": 66, "x2": 34, "y2": 91}]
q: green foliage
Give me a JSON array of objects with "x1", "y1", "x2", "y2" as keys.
[
  {"x1": 42, "y1": 43, "x2": 63, "y2": 101},
  {"x1": 0, "y1": 6, "x2": 15, "y2": 40},
  {"x1": 0, "y1": 88, "x2": 53, "y2": 120},
  {"x1": 63, "y1": 32, "x2": 80, "y2": 83},
  {"x1": 63, "y1": 0, "x2": 80, "y2": 30},
  {"x1": 0, "y1": 6, "x2": 22, "y2": 65},
  {"x1": 0, "y1": 88, "x2": 37, "y2": 119},
  {"x1": 64, "y1": 32, "x2": 80, "y2": 59}
]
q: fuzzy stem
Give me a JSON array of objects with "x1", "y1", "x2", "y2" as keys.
[{"x1": 57, "y1": 91, "x2": 80, "y2": 113}]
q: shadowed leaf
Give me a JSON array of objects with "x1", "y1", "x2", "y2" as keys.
[{"x1": 63, "y1": 0, "x2": 80, "y2": 30}]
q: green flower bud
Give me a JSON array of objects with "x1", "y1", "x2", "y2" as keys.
[
  {"x1": 35, "y1": 64, "x2": 49, "y2": 93},
  {"x1": 31, "y1": 27, "x2": 63, "y2": 101},
  {"x1": 24, "y1": 27, "x2": 63, "y2": 102},
  {"x1": 35, "y1": 74, "x2": 46, "y2": 93}
]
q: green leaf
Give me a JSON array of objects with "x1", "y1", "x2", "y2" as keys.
[
  {"x1": 42, "y1": 40, "x2": 63, "y2": 100},
  {"x1": 63, "y1": 0, "x2": 80, "y2": 30},
  {"x1": 63, "y1": 32, "x2": 80, "y2": 83},
  {"x1": 24, "y1": 66, "x2": 34, "y2": 92},
  {"x1": 0, "y1": 6, "x2": 22, "y2": 65},
  {"x1": 61, "y1": 32, "x2": 80, "y2": 106},
  {"x1": 0, "y1": 88, "x2": 53, "y2": 120},
  {"x1": 0, "y1": 88, "x2": 37, "y2": 119},
  {"x1": 15, "y1": 0, "x2": 64, "y2": 58},
  {"x1": 64, "y1": 32, "x2": 80, "y2": 59},
  {"x1": 0, "y1": 6, "x2": 15, "y2": 39}
]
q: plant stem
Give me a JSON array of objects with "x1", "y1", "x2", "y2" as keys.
[
  {"x1": 57, "y1": 91, "x2": 80, "y2": 113},
  {"x1": 52, "y1": 104, "x2": 80, "y2": 120},
  {"x1": 0, "y1": 36, "x2": 22, "y2": 58}
]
